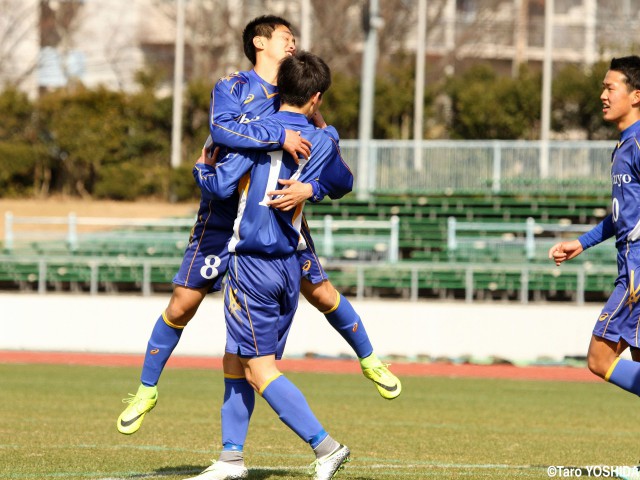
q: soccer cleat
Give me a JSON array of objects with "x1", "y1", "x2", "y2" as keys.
[
  {"x1": 310, "y1": 444, "x2": 350, "y2": 480},
  {"x1": 361, "y1": 360, "x2": 402, "y2": 400},
  {"x1": 117, "y1": 384, "x2": 158, "y2": 435},
  {"x1": 184, "y1": 461, "x2": 248, "y2": 480}
]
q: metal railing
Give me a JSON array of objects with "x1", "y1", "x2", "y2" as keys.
[{"x1": 339, "y1": 139, "x2": 613, "y2": 195}]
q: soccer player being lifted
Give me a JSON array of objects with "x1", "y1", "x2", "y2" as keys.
[
  {"x1": 117, "y1": 15, "x2": 400, "y2": 436},
  {"x1": 186, "y1": 50, "x2": 352, "y2": 480},
  {"x1": 549, "y1": 56, "x2": 640, "y2": 400}
]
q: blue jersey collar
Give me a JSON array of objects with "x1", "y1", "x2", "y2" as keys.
[
  {"x1": 249, "y1": 69, "x2": 278, "y2": 95},
  {"x1": 272, "y1": 110, "x2": 310, "y2": 128},
  {"x1": 619, "y1": 119, "x2": 640, "y2": 144}
]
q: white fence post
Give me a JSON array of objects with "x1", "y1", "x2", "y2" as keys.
[
  {"x1": 4, "y1": 211, "x2": 13, "y2": 252},
  {"x1": 389, "y1": 215, "x2": 399, "y2": 263}
]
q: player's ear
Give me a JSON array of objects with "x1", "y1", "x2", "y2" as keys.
[{"x1": 253, "y1": 36, "x2": 264, "y2": 50}]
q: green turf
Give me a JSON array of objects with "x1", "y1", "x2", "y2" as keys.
[{"x1": 0, "y1": 363, "x2": 638, "y2": 479}]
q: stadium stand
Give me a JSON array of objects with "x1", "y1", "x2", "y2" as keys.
[{"x1": 1, "y1": 189, "x2": 617, "y2": 302}]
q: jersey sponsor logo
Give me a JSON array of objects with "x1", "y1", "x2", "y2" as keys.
[
  {"x1": 626, "y1": 270, "x2": 640, "y2": 309},
  {"x1": 243, "y1": 94, "x2": 255, "y2": 104},
  {"x1": 612, "y1": 173, "x2": 632, "y2": 187},
  {"x1": 227, "y1": 287, "x2": 243, "y2": 322},
  {"x1": 302, "y1": 260, "x2": 312, "y2": 272},
  {"x1": 235, "y1": 113, "x2": 261, "y2": 124},
  {"x1": 150, "y1": 348, "x2": 160, "y2": 355}
]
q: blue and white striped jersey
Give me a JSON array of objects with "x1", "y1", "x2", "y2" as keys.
[{"x1": 194, "y1": 111, "x2": 353, "y2": 256}]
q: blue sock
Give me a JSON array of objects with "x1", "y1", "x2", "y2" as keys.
[
  {"x1": 261, "y1": 375, "x2": 326, "y2": 447},
  {"x1": 221, "y1": 377, "x2": 255, "y2": 450},
  {"x1": 606, "y1": 358, "x2": 640, "y2": 395},
  {"x1": 324, "y1": 294, "x2": 373, "y2": 358},
  {"x1": 140, "y1": 313, "x2": 183, "y2": 387}
]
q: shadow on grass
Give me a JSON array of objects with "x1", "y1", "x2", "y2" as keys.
[{"x1": 149, "y1": 465, "x2": 309, "y2": 479}]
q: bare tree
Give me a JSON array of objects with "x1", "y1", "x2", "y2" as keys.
[{"x1": 0, "y1": 0, "x2": 40, "y2": 94}]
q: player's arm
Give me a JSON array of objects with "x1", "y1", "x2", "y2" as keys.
[
  {"x1": 548, "y1": 214, "x2": 614, "y2": 266},
  {"x1": 267, "y1": 116, "x2": 342, "y2": 209},
  {"x1": 312, "y1": 134, "x2": 353, "y2": 200},
  {"x1": 193, "y1": 150, "x2": 253, "y2": 200},
  {"x1": 300, "y1": 137, "x2": 353, "y2": 200},
  {"x1": 209, "y1": 78, "x2": 311, "y2": 159}
]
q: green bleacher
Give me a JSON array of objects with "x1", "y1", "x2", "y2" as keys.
[{"x1": 2, "y1": 188, "x2": 617, "y2": 300}]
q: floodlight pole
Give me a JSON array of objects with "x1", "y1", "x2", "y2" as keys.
[
  {"x1": 300, "y1": 0, "x2": 311, "y2": 51},
  {"x1": 413, "y1": 0, "x2": 427, "y2": 171},
  {"x1": 539, "y1": 0, "x2": 553, "y2": 178},
  {"x1": 170, "y1": 0, "x2": 186, "y2": 169},
  {"x1": 357, "y1": 0, "x2": 381, "y2": 200}
]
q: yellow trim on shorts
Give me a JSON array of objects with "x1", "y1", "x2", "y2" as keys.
[
  {"x1": 258, "y1": 372, "x2": 283, "y2": 396},
  {"x1": 605, "y1": 357, "x2": 621, "y2": 382},
  {"x1": 321, "y1": 291, "x2": 341, "y2": 315},
  {"x1": 162, "y1": 311, "x2": 185, "y2": 330}
]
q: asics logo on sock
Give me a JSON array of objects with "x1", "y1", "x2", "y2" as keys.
[
  {"x1": 120, "y1": 413, "x2": 144, "y2": 427},
  {"x1": 352, "y1": 323, "x2": 358, "y2": 332},
  {"x1": 150, "y1": 349, "x2": 160, "y2": 355},
  {"x1": 372, "y1": 380, "x2": 398, "y2": 392}
]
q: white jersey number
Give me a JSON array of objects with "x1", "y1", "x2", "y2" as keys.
[
  {"x1": 259, "y1": 151, "x2": 283, "y2": 206},
  {"x1": 200, "y1": 254, "x2": 222, "y2": 279}
]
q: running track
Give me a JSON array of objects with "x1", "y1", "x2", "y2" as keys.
[{"x1": 0, "y1": 350, "x2": 598, "y2": 382}]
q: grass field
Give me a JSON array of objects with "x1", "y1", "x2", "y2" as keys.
[{"x1": 1, "y1": 363, "x2": 639, "y2": 480}]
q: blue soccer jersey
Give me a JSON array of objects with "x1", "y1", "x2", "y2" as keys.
[
  {"x1": 174, "y1": 70, "x2": 289, "y2": 290},
  {"x1": 195, "y1": 109, "x2": 352, "y2": 358},
  {"x1": 209, "y1": 70, "x2": 285, "y2": 153},
  {"x1": 194, "y1": 110, "x2": 353, "y2": 256},
  {"x1": 579, "y1": 120, "x2": 640, "y2": 347}
]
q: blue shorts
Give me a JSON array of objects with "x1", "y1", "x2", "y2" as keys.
[
  {"x1": 594, "y1": 244, "x2": 640, "y2": 347},
  {"x1": 224, "y1": 252, "x2": 301, "y2": 359},
  {"x1": 297, "y1": 218, "x2": 329, "y2": 285},
  {"x1": 172, "y1": 226, "x2": 231, "y2": 293}
]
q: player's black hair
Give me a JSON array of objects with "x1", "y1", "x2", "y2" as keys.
[
  {"x1": 277, "y1": 51, "x2": 331, "y2": 107},
  {"x1": 242, "y1": 15, "x2": 293, "y2": 65},
  {"x1": 610, "y1": 56, "x2": 640, "y2": 91}
]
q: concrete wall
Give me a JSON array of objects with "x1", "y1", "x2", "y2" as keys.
[{"x1": 1, "y1": 293, "x2": 605, "y2": 362}]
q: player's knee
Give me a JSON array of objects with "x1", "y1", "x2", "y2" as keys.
[
  {"x1": 164, "y1": 300, "x2": 199, "y2": 327},
  {"x1": 586, "y1": 351, "x2": 609, "y2": 379},
  {"x1": 304, "y1": 282, "x2": 337, "y2": 312}
]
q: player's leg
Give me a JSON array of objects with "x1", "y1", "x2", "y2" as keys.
[
  {"x1": 185, "y1": 353, "x2": 251, "y2": 480},
  {"x1": 588, "y1": 335, "x2": 640, "y2": 395},
  {"x1": 298, "y1": 253, "x2": 401, "y2": 399},
  {"x1": 588, "y1": 251, "x2": 640, "y2": 396},
  {"x1": 117, "y1": 285, "x2": 207, "y2": 435},
  {"x1": 118, "y1": 235, "x2": 229, "y2": 435},
  {"x1": 240, "y1": 355, "x2": 350, "y2": 480},
  {"x1": 299, "y1": 217, "x2": 400, "y2": 398},
  {"x1": 226, "y1": 252, "x2": 350, "y2": 479}
]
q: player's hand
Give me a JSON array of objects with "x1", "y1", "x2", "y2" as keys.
[
  {"x1": 283, "y1": 129, "x2": 311, "y2": 160},
  {"x1": 548, "y1": 240, "x2": 583, "y2": 266},
  {"x1": 196, "y1": 146, "x2": 220, "y2": 166},
  {"x1": 267, "y1": 179, "x2": 313, "y2": 211},
  {"x1": 310, "y1": 110, "x2": 327, "y2": 129}
]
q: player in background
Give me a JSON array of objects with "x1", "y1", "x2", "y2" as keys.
[
  {"x1": 548, "y1": 56, "x2": 640, "y2": 398},
  {"x1": 117, "y1": 15, "x2": 400, "y2": 436},
  {"x1": 185, "y1": 51, "x2": 352, "y2": 480}
]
